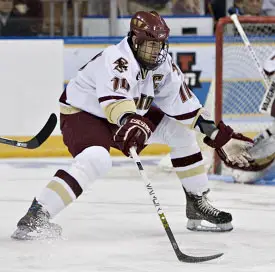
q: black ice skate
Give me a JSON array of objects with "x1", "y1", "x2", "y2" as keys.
[
  {"x1": 11, "y1": 198, "x2": 62, "y2": 240},
  {"x1": 184, "y1": 187, "x2": 233, "y2": 232}
]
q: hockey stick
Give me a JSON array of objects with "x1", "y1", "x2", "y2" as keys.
[
  {"x1": 129, "y1": 147, "x2": 223, "y2": 263},
  {"x1": 0, "y1": 113, "x2": 57, "y2": 149},
  {"x1": 229, "y1": 10, "x2": 275, "y2": 114}
]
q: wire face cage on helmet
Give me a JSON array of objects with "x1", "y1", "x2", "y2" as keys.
[{"x1": 136, "y1": 39, "x2": 169, "y2": 70}]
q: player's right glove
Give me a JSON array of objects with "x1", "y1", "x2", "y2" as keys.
[
  {"x1": 114, "y1": 113, "x2": 156, "y2": 157},
  {"x1": 203, "y1": 121, "x2": 254, "y2": 170}
]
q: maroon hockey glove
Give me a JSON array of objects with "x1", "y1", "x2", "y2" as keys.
[
  {"x1": 204, "y1": 121, "x2": 254, "y2": 170},
  {"x1": 114, "y1": 114, "x2": 156, "y2": 157},
  {"x1": 203, "y1": 121, "x2": 253, "y2": 148}
]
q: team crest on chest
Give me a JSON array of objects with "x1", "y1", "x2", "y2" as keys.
[{"x1": 113, "y1": 57, "x2": 128, "y2": 73}]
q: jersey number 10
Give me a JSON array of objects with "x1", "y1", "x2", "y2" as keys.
[{"x1": 180, "y1": 82, "x2": 192, "y2": 103}]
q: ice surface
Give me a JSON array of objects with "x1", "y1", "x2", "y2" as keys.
[{"x1": 0, "y1": 157, "x2": 275, "y2": 272}]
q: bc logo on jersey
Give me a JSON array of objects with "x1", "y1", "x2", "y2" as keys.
[{"x1": 114, "y1": 57, "x2": 128, "y2": 73}]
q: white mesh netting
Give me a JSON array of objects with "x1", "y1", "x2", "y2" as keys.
[
  {"x1": 221, "y1": 22, "x2": 275, "y2": 133},
  {"x1": 159, "y1": 20, "x2": 275, "y2": 176},
  {"x1": 215, "y1": 20, "x2": 275, "y2": 180}
]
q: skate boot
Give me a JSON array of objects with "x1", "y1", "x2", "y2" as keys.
[
  {"x1": 184, "y1": 188, "x2": 233, "y2": 232},
  {"x1": 11, "y1": 198, "x2": 62, "y2": 240}
]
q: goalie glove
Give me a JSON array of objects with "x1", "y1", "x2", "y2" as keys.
[{"x1": 203, "y1": 121, "x2": 254, "y2": 169}]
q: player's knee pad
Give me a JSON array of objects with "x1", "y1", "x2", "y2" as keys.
[
  {"x1": 67, "y1": 146, "x2": 112, "y2": 190},
  {"x1": 157, "y1": 115, "x2": 199, "y2": 148}
]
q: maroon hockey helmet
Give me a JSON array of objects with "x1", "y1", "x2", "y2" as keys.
[{"x1": 129, "y1": 11, "x2": 170, "y2": 70}]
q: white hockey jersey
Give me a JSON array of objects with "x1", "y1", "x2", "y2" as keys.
[{"x1": 63, "y1": 37, "x2": 202, "y2": 126}]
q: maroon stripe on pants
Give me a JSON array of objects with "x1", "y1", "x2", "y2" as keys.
[
  {"x1": 55, "y1": 169, "x2": 83, "y2": 198},
  {"x1": 171, "y1": 152, "x2": 203, "y2": 168}
]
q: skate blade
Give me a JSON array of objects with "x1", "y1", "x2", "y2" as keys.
[
  {"x1": 187, "y1": 219, "x2": 233, "y2": 232},
  {"x1": 11, "y1": 225, "x2": 62, "y2": 241}
]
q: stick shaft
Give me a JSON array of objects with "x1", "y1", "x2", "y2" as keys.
[{"x1": 129, "y1": 147, "x2": 224, "y2": 263}]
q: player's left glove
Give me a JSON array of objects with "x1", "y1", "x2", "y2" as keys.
[
  {"x1": 114, "y1": 113, "x2": 156, "y2": 157},
  {"x1": 203, "y1": 121, "x2": 254, "y2": 169}
]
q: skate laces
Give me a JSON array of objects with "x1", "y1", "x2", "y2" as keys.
[{"x1": 197, "y1": 190, "x2": 220, "y2": 217}]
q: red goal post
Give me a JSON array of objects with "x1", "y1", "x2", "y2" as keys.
[{"x1": 214, "y1": 16, "x2": 275, "y2": 174}]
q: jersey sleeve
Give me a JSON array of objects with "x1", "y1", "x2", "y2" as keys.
[
  {"x1": 94, "y1": 47, "x2": 137, "y2": 125},
  {"x1": 154, "y1": 56, "x2": 203, "y2": 128}
]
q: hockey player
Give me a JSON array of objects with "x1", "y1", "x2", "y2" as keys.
[
  {"x1": 12, "y1": 11, "x2": 254, "y2": 239},
  {"x1": 229, "y1": 53, "x2": 275, "y2": 183}
]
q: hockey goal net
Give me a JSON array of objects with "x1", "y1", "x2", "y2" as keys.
[{"x1": 213, "y1": 16, "x2": 275, "y2": 174}]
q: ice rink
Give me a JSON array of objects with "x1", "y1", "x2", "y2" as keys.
[{"x1": 1, "y1": 156, "x2": 275, "y2": 272}]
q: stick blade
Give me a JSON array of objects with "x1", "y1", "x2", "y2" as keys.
[
  {"x1": 27, "y1": 113, "x2": 57, "y2": 149},
  {"x1": 178, "y1": 252, "x2": 223, "y2": 263}
]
